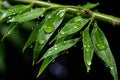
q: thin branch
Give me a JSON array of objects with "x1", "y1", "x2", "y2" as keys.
[{"x1": 14, "y1": 0, "x2": 120, "y2": 26}]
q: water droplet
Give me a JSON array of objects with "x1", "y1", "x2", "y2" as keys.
[
  {"x1": 86, "y1": 48, "x2": 89, "y2": 52},
  {"x1": 48, "y1": 51, "x2": 51, "y2": 53},
  {"x1": 60, "y1": 31, "x2": 65, "y2": 35},
  {"x1": 74, "y1": 17, "x2": 82, "y2": 22},
  {"x1": 87, "y1": 67, "x2": 90, "y2": 73},
  {"x1": 74, "y1": 26, "x2": 78, "y2": 29},
  {"x1": 41, "y1": 14, "x2": 44, "y2": 17},
  {"x1": 8, "y1": 32, "x2": 10, "y2": 35},
  {"x1": 87, "y1": 61, "x2": 91, "y2": 65},
  {"x1": 43, "y1": 26, "x2": 55, "y2": 34},
  {"x1": 9, "y1": 18, "x2": 15, "y2": 22},
  {"x1": 29, "y1": 45, "x2": 33, "y2": 48},
  {"x1": 83, "y1": 45, "x2": 86, "y2": 47},
  {"x1": 96, "y1": 44, "x2": 108, "y2": 51},
  {"x1": 39, "y1": 40, "x2": 45, "y2": 44},
  {"x1": 63, "y1": 41, "x2": 66, "y2": 44},
  {"x1": 47, "y1": 15, "x2": 51, "y2": 19},
  {"x1": 54, "y1": 45, "x2": 57, "y2": 47},
  {"x1": 59, "y1": 12, "x2": 64, "y2": 17},
  {"x1": 110, "y1": 67, "x2": 114, "y2": 70},
  {"x1": 54, "y1": 47, "x2": 58, "y2": 50},
  {"x1": 32, "y1": 27, "x2": 34, "y2": 30}
]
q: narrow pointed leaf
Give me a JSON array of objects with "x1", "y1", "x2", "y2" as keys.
[
  {"x1": 82, "y1": 3, "x2": 99, "y2": 9},
  {"x1": 33, "y1": 9, "x2": 65, "y2": 64},
  {"x1": 91, "y1": 23, "x2": 118, "y2": 80},
  {"x1": 56, "y1": 16, "x2": 89, "y2": 39},
  {"x1": 41, "y1": 38, "x2": 79, "y2": 59},
  {"x1": 37, "y1": 37, "x2": 79, "y2": 77},
  {"x1": 9, "y1": 8, "x2": 47, "y2": 22},
  {"x1": 82, "y1": 28, "x2": 94, "y2": 72},
  {"x1": 22, "y1": 19, "x2": 45, "y2": 52},
  {"x1": 37, "y1": 55, "x2": 58, "y2": 77},
  {"x1": 0, "y1": 5, "x2": 28, "y2": 21},
  {"x1": 1, "y1": 22, "x2": 18, "y2": 41}
]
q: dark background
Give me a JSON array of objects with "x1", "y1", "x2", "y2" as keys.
[{"x1": 1, "y1": 0, "x2": 120, "y2": 80}]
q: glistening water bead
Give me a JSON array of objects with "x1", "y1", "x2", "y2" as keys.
[{"x1": 43, "y1": 26, "x2": 55, "y2": 34}]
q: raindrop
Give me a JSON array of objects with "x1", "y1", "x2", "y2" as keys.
[
  {"x1": 8, "y1": 16, "x2": 12, "y2": 19},
  {"x1": 87, "y1": 61, "x2": 91, "y2": 65},
  {"x1": 74, "y1": 17, "x2": 81, "y2": 22},
  {"x1": 86, "y1": 48, "x2": 89, "y2": 52},
  {"x1": 48, "y1": 51, "x2": 51, "y2": 54},
  {"x1": 63, "y1": 41, "x2": 66, "y2": 44},
  {"x1": 29, "y1": 45, "x2": 33, "y2": 48},
  {"x1": 54, "y1": 47, "x2": 58, "y2": 50},
  {"x1": 47, "y1": 15, "x2": 51, "y2": 19},
  {"x1": 96, "y1": 44, "x2": 108, "y2": 51},
  {"x1": 54, "y1": 45, "x2": 57, "y2": 47},
  {"x1": 110, "y1": 67, "x2": 114, "y2": 70},
  {"x1": 32, "y1": 27, "x2": 34, "y2": 30},
  {"x1": 74, "y1": 26, "x2": 78, "y2": 29},
  {"x1": 60, "y1": 31, "x2": 65, "y2": 35},
  {"x1": 41, "y1": 14, "x2": 44, "y2": 17},
  {"x1": 59, "y1": 11, "x2": 64, "y2": 17},
  {"x1": 43, "y1": 26, "x2": 55, "y2": 34},
  {"x1": 39, "y1": 40, "x2": 45, "y2": 44},
  {"x1": 83, "y1": 45, "x2": 86, "y2": 48}
]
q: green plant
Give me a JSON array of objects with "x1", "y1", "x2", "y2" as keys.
[{"x1": 0, "y1": 0, "x2": 119, "y2": 80}]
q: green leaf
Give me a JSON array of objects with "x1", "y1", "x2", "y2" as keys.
[
  {"x1": 37, "y1": 37, "x2": 79, "y2": 77},
  {"x1": 33, "y1": 8, "x2": 65, "y2": 64},
  {"x1": 82, "y1": 3, "x2": 99, "y2": 9},
  {"x1": 9, "y1": 8, "x2": 47, "y2": 22},
  {"x1": 91, "y1": 23, "x2": 118, "y2": 80},
  {"x1": 37, "y1": 55, "x2": 58, "y2": 77},
  {"x1": 82, "y1": 28, "x2": 94, "y2": 72},
  {"x1": 56, "y1": 16, "x2": 89, "y2": 39},
  {"x1": 22, "y1": 19, "x2": 45, "y2": 52},
  {"x1": 41, "y1": 38, "x2": 79, "y2": 59},
  {"x1": 1, "y1": 22, "x2": 18, "y2": 41},
  {"x1": 0, "y1": 5, "x2": 28, "y2": 21}
]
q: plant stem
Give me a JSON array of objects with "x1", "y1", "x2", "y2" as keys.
[{"x1": 14, "y1": 0, "x2": 120, "y2": 26}]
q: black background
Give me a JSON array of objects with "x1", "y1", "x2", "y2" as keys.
[{"x1": 1, "y1": 0, "x2": 120, "y2": 80}]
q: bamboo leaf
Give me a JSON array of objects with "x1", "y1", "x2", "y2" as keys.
[
  {"x1": 82, "y1": 3, "x2": 99, "y2": 9},
  {"x1": 37, "y1": 37, "x2": 79, "y2": 77},
  {"x1": 0, "y1": 5, "x2": 28, "y2": 21},
  {"x1": 91, "y1": 23, "x2": 118, "y2": 80},
  {"x1": 33, "y1": 8, "x2": 65, "y2": 64},
  {"x1": 82, "y1": 28, "x2": 94, "y2": 72},
  {"x1": 41, "y1": 38, "x2": 79, "y2": 59},
  {"x1": 37, "y1": 55, "x2": 58, "y2": 77},
  {"x1": 22, "y1": 19, "x2": 45, "y2": 52},
  {"x1": 1, "y1": 22, "x2": 18, "y2": 41},
  {"x1": 56, "y1": 16, "x2": 89, "y2": 39},
  {"x1": 9, "y1": 8, "x2": 47, "y2": 22}
]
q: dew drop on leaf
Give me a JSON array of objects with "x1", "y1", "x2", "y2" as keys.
[
  {"x1": 43, "y1": 26, "x2": 55, "y2": 34},
  {"x1": 39, "y1": 40, "x2": 45, "y2": 44},
  {"x1": 60, "y1": 31, "x2": 65, "y2": 35},
  {"x1": 74, "y1": 26, "x2": 78, "y2": 29},
  {"x1": 59, "y1": 12, "x2": 64, "y2": 17},
  {"x1": 74, "y1": 17, "x2": 81, "y2": 22},
  {"x1": 96, "y1": 44, "x2": 108, "y2": 51}
]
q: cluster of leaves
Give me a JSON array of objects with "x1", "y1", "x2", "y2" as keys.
[{"x1": 0, "y1": 1, "x2": 118, "y2": 80}]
